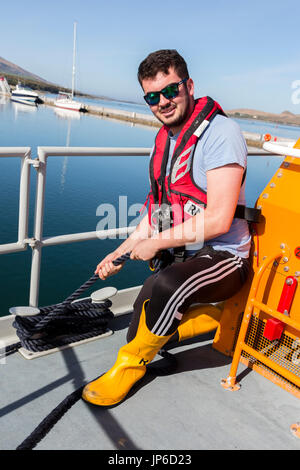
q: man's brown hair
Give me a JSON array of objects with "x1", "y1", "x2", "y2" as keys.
[{"x1": 138, "y1": 49, "x2": 189, "y2": 86}]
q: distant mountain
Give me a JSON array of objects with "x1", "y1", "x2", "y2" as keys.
[
  {"x1": 0, "y1": 56, "x2": 113, "y2": 100},
  {"x1": 227, "y1": 107, "x2": 300, "y2": 127},
  {"x1": 0, "y1": 56, "x2": 49, "y2": 83}
]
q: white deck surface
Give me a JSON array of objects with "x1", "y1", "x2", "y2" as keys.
[{"x1": 1, "y1": 312, "x2": 300, "y2": 451}]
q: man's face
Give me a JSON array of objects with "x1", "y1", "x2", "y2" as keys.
[{"x1": 142, "y1": 67, "x2": 194, "y2": 135}]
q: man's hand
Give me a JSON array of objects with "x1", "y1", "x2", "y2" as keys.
[
  {"x1": 95, "y1": 252, "x2": 124, "y2": 280},
  {"x1": 130, "y1": 239, "x2": 159, "y2": 261}
]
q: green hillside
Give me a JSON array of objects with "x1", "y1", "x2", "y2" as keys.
[{"x1": 2, "y1": 72, "x2": 71, "y2": 95}]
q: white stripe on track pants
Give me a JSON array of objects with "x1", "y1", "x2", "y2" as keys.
[{"x1": 127, "y1": 246, "x2": 250, "y2": 341}]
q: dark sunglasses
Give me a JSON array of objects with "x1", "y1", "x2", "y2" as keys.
[{"x1": 143, "y1": 78, "x2": 188, "y2": 106}]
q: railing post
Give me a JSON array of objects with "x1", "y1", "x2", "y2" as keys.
[{"x1": 29, "y1": 148, "x2": 47, "y2": 307}]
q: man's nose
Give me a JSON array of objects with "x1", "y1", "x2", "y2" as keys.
[{"x1": 158, "y1": 93, "x2": 171, "y2": 107}]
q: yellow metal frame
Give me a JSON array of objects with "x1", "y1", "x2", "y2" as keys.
[
  {"x1": 221, "y1": 249, "x2": 300, "y2": 393},
  {"x1": 218, "y1": 140, "x2": 300, "y2": 399}
]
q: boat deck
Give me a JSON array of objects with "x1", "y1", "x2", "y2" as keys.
[{"x1": 1, "y1": 311, "x2": 299, "y2": 451}]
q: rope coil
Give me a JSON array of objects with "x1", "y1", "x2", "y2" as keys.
[{"x1": 9, "y1": 252, "x2": 132, "y2": 354}]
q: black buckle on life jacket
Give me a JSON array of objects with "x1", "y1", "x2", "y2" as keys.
[
  {"x1": 158, "y1": 205, "x2": 173, "y2": 232},
  {"x1": 149, "y1": 250, "x2": 175, "y2": 273},
  {"x1": 173, "y1": 247, "x2": 186, "y2": 263},
  {"x1": 234, "y1": 205, "x2": 261, "y2": 223}
]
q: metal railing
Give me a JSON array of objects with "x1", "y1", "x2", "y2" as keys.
[{"x1": 0, "y1": 146, "x2": 151, "y2": 307}]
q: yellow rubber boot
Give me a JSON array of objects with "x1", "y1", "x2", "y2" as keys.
[
  {"x1": 177, "y1": 305, "x2": 222, "y2": 342},
  {"x1": 82, "y1": 300, "x2": 173, "y2": 406}
]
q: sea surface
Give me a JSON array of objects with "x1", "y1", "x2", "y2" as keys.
[{"x1": 1, "y1": 95, "x2": 297, "y2": 316}]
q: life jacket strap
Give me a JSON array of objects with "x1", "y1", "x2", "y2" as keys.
[{"x1": 234, "y1": 205, "x2": 261, "y2": 223}]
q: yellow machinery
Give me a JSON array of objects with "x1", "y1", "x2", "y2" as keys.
[{"x1": 211, "y1": 138, "x2": 300, "y2": 435}]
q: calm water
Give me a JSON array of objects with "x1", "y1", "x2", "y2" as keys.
[{"x1": 0, "y1": 96, "x2": 292, "y2": 315}]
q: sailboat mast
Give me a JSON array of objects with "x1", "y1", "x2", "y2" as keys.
[{"x1": 71, "y1": 22, "x2": 77, "y2": 99}]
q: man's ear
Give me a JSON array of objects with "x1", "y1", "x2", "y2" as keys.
[{"x1": 186, "y1": 78, "x2": 194, "y2": 97}]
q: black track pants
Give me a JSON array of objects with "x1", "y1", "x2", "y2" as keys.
[{"x1": 127, "y1": 246, "x2": 250, "y2": 342}]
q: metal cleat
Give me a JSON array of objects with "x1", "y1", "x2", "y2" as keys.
[
  {"x1": 91, "y1": 286, "x2": 117, "y2": 303},
  {"x1": 9, "y1": 306, "x2": 40, "y2": 316}
]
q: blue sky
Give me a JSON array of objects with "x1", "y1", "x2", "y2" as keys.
[{"x1": 1, "y1": 0, "x2": 300, "y2": 113}]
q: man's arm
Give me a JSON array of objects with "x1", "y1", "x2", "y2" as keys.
[
  {"x1": 95, "y1": 214, "x2": 151, "y2": 279},
  {"x1": 130, "y1": 163, "x2": 244, "y2": 260}
]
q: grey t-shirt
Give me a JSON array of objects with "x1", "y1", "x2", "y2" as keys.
[{"x1": 167, "y1": 114, "x2": 251, "y2": 258}]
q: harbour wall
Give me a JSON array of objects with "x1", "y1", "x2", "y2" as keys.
[{"x1": 43, "y1": 97, "x2": 293, "y2": 148}]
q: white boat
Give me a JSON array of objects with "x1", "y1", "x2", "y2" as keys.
[
  {"x1": 54, "y1": 106, "x2": 81, "y2": 119},
  {"x1": 0, "y1": 76, "x2": 11, "y2": 95},
  {"x1": 55, "y1": 91, "x2": 83, "y2": 111},
  {"x1": 11, "y1": 83, "x2": 39, "y2": 104},
  {"x1": 11, "y1": 97, "x2": 37, "y2": 107},
  {"x1": 55, "y1": 22, "x2": 85, "y2": 112}
]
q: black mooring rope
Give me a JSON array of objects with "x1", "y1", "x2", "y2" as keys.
[
  {"x1": 16, "y1": 384, "x2": 86, "y2": 450},
  {"x1": 7, "y1": 252, "x2": 132, "y2": 355},
  {"x1": 16, "y1": 350, "x2": 177, "y2": 450}
]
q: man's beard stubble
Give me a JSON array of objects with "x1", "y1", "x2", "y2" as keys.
[{"x1": 156, "y1": 96, "x2": 193, "y2": 130}]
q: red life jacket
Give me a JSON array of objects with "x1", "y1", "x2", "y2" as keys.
[{"x1": 148, "y1": 96, "x2": 227, "y2": 232}]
